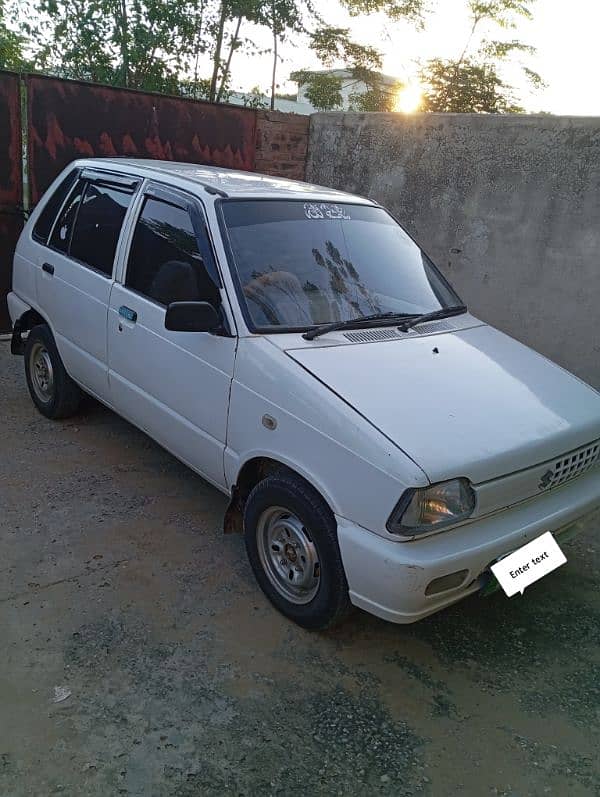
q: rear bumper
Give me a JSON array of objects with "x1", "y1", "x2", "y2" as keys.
[{"x1": 337, "y1": 468, "x2": 600, "y2": 624}]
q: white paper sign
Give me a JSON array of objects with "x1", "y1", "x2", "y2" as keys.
[{"x1": 491, "y1": 531, "x2": 567, "y2": 597}]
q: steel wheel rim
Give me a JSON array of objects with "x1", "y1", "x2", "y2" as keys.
[
  {"x1": 30, "y1": 342, "x2": 55, "y2": 404},
  {"x1": 256, "y1": 506, "x2": 321, "y2": 605}
]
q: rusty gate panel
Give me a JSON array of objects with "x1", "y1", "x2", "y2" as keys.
[
  {"x1": 27, "y1": 75, "x2": 257, "y2": 204},
  {"x1": 0, "y1": 214, "x2": 22, "y2": 331},
  {"x1": 0, "y1": 70, "x2": 22, "y2": 210},
  {"x1": 0, "y1": 70, "x2": 22, "y2": 331}
]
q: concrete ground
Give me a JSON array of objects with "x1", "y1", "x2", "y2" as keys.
[{"x1": 1, "y1": 341, "x2": 599, "y2": 797}]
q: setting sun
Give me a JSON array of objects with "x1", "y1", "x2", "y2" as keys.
[{"x1": 394, "y1": 83, "x2": 423, "y2": 113}]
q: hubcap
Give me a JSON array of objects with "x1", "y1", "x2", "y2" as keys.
[
  {"x1": 29, "y1": 342, "x2": 55, "y2": 403},
  {"x1": 256, "y1": 506, "x2": 321, "y2": 604}
]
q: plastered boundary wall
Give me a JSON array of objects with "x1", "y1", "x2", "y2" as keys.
[{"x1": 306, "y1": 112, "x2": 600, "y2": 388}]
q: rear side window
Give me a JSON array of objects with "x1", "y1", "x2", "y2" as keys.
[
  {"x1": 32, "y1": 168, "x2": 79, "y2": 244},
  {"x1": 70, "y1": 183, "x2": 133, "y2": 276},
  {"x1": 49, "y1": 178, "x2": 86, "y2": 254},
  {"x1": 125, "y1": 197, "x2": 220, "y2": 307}
]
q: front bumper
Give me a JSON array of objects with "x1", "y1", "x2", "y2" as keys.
[{"x1": 336, "y1": 468, "x2": 600, "y2": 624}]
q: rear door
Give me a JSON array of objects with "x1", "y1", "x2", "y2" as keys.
[
  {"x1": 107, "y1": 183, "x2": 236, "y2": 490},
  {"x1": 34, "y1": 169, "x2": 138, "y2": 400}
]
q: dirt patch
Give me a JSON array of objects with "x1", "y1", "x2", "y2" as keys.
[{"x1": 1, "y1": 343, "x2": 599, "y2": 796}]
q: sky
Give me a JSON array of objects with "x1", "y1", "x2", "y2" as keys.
[{"x1": 224, "y1": 0, "x2": 600, "y2": 115}]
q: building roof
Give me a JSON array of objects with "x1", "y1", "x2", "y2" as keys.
[{"x1": 81, "y1": 159, "x2": 373, "y2": 203}]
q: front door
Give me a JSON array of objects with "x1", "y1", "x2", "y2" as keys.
[{"x1": 107, "y1": 184, "x2": 236, "y2": 490}]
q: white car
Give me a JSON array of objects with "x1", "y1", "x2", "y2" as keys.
[{"x1": 8, "y1": 159, "x2": 600, "y2": 629}]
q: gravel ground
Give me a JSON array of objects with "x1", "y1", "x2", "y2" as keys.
[{"x1": 1, "y1": 340, "x2": 599, "y2": 796}]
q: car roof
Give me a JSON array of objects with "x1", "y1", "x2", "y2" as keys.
[{"x1": 75, "y1": 158, "x2": 375, "y2": 205}]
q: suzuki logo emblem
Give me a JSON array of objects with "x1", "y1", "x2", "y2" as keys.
[{"x1": 539, "y1": 469, "x2": 554, "y2": 489}]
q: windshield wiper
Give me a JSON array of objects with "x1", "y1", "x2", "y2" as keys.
[
  {"x1": 396, "y1": 305, "x2": 468, "y2": 332},
  {"x1": 302, "y1": 305, "x2": 468, "y2": 341},
  {"x1": 303, "y1": 312, "x2": 414, "y2": 341}
]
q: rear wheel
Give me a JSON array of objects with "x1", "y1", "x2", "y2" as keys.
[
  {"x1": 244, "y1": 472, "x2": 352, "y2": 630},
  {"x1": 24, "y1": 325, "x2": 82, "y2": 419}
]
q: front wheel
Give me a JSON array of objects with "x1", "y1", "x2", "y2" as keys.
[{"x1": 244, "y1": 472, "x2": 352, "y2": 630}]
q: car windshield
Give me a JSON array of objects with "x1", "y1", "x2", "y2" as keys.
[{"x1": 221, "y1": 200, "x2": 462, "y2": 331}]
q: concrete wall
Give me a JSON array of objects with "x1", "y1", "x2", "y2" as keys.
[{"x1": 307, "y1": 112, "x2": 600, "y2": 387}]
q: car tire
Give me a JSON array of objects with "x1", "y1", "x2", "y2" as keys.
[
  {"x1": 24, "y1": 324, "x2": 82, "y2": 420},
  {"x1": 244, "y1": 471, "x2": 353, "y2": 630}
]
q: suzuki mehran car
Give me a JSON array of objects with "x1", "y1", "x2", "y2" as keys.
[{"x1": 8, "y1": 159, "x2": 600, "y2": 629}]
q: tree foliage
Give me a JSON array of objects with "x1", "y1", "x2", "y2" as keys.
[
  {"x1": 341, "y1": 0, "x2": 425, "y2": 23},
  {"x1": 0, "y1": 0, "x2": 28, "y2": 70},
  {"x1": 32, "y1": 0, "x2": 198, "y2": 92},
  {"x1": 28, "y1": 0, "x2": 314, "y2": 106},
  {"x1": 349, "y1": 78, "x2": 401, "y2": 112},
  {"x1": 420, "y1": 0, "x2": 543, "y2": 113},
  {"x1": 420, "y1": 58, "x2": 522, "y2": 113},
  {"x1": 7, "y1": 0, "x2": 544, "y2": 116},
  {"x1": 292, "y1": 70, "x2": 344, "y2": 111},
  {"x1": 292, "y1": 25, "x2": 398, "y2": 112}
]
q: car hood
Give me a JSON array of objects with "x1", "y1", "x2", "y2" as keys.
[{"x1": 285, "y1": 325, "x2": 600, "y2": 484}]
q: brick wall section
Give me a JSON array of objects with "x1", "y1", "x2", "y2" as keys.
[{"x1": 254, "y1": 110, "x2": 309, "y2": 180}]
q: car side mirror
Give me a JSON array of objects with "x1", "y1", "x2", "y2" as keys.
[{"x1": 164, "y1": 301, "x2": 220, "y2": 333}]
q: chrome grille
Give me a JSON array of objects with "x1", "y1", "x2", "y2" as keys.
[{"x1": 541, "y1": 441, "x2": 600, "y2": 490}]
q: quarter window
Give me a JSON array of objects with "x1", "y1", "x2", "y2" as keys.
[
  {"x1": 32, "y1": 168, "x2": 79, "y2": 244},
  {"x1": 49, "y1": 177, "x2": 86, "y2": 254},
  {"x1": 70, "y1": 182, "x2": 133, "y2": 276},
  {"x1": 126, "y1": 197, "x2": 220, "y2": 307}
]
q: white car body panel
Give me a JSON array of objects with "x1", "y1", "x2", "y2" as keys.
[
  {"x1": 225, "y1": 337, "x2": 427, "y2": 533},
  {"x1": 8, "y1": 158, "x2": 600, "y2": 625},
  {"x1": 337, "y1": 467, "x2": 600, "y2": 622},
  {"x1": 286, "y1": 324, "x2": 600, "y2": 486},
  {"x1": 35, "y1": 252, "x2": 113, "y2": 401},
  {"x1": 108, "y1": 281, "x2": 236, "y2": 490}
]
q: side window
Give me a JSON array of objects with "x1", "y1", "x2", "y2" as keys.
[
  {"x1": 32, "y1": 168, "x2": 79, "y2": 244},
  {"x1": 70, "y1": 182, "x2": 133, "y2": 276},
  {"x1": 49, "y1": 177, "x2": 86, "y2": 254},
  {"x1": 125, "y1": 197, "x2": 220, "y2": 307}
]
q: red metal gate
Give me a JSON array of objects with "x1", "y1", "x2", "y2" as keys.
[
  {"x1": 27, "y1": 75, "x2": 257, "y2": 204},
  {"x1": 3, "y1": 74, "x2": 303, "y2": 332},
  {"x1": 0, "y1": 70, "x2": 23, "y2": 332}
]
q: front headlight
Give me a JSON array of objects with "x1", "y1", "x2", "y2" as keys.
[{"x1": 387, "y1": 478, "x2": 476, "y2": 538}]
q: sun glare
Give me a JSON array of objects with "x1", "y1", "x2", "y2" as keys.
[{"x1": 394, "y1": 84, "x2": 423, "y2": 114}]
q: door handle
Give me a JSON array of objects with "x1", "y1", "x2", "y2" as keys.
[
  {"x1": 118, "y1": 305, "x2": 137, "y2": 323},
  {"x1": 42, "y1": 262, "x2": 54, "y2": 275}
]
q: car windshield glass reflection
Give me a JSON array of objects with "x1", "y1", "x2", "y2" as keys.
[{"x1": 221, "y1": 200, "x2": 461, "y2": 330}]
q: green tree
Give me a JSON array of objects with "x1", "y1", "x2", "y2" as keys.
[
  {"x1": 291, "y1": 0, "x2": 425, "y2": 115},
  {"x1": 349, "y1": 71, "x2": 402, "y2": 112},
  {"x1": 292, "y1": 26, "x2": 387, "y2": 112},
  {"x1": 291, "y1": 69, "x2": 344, "y2": 111},
  {"x1": 263, "y1": 0, "x2": 307, "y2": 110},
  {"x1": 32, "y1": 0, "x2": 202, "y2": 93},
  {"x1": 0, "y1": 0, "x2": 27, "y2": 70},
  {"x1": 341, "y1": 0, "x2": 425, "y2": 23},
  {"x1": 242, "y1": 84, "x2": 269, "y2": 108},
  {"x1": 207, "y1": 0, "x2": 306, "y2": 105},
  {"x1": 420, "y1": 58, "x2": 522, "y2": 113},
  {"x1": 420, "y1": 0, "x2": 544, "y2": 113}
]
